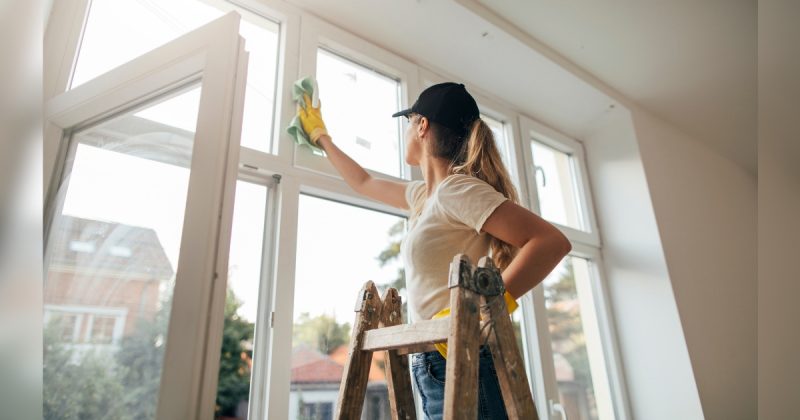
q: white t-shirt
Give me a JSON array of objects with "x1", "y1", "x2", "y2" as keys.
[{"x1": 400, "y1": 173, "x2": 508, "y2": 322}]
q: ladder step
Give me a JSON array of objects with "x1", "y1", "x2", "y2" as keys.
[
  {"x1": 361, "y1": 318, "x2": 450, "y2": 351},
  {"x1": 361, "y1": 318, "x2": 493, "y2": 352}
]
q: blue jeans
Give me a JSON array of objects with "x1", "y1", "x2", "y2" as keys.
[{"x1": 412, "y1": 346, "x2": 508, "y2": 420}]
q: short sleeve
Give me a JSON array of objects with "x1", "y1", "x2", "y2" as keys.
[
  {"x1": 405, "y1": 180, "x2": 426, "y2": 209},
  {"x1": 435, "y1": 174, "x2": 508, "y2": 233}
]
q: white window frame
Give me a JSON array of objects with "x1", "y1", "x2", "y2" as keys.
[
  {"x1": 519, "y1": 114, "x2": 601, "y2": 247},
  {"x1": 44, "y1": 13, "x2": 248, "y2": 420},
  {"x1": 293, "y1": 14, "x2": 420, "y2": 182},
  {"x1": 519, "y1": 113, "x2": 632, "y2": 419},
  {"x1": 229, "y1": 170, "x2": 280, "y2": 420}
]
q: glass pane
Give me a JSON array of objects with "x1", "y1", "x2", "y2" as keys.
[
  {"x1": 482, "y1": 114, "x2": 511, "y2": 170},
  {"x1": 290, "y1": 195, "x2": 406, "y2": 419},
  {"x1": 72, "y1": 0, "x2": 279, "y2": 152},
  {"x1": 530, "y1": 140, "x2": 586, "y2": 230},
  {"x1": 543, "y1": 256, "x2": 614, "y2": 420},
  {"x1": 214, "y1": 180, "x2": 268, "y2": 419},
  {"x1": 316, "y1": 49, "x2": 403, "y2": 177},
  {"x1": 43, "y1": 86, "x2": 201, "y2": 419}
]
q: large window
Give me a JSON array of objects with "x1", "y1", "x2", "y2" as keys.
[
  {"x1": 71, "y1": 0, "x2": 280, "y2": 152},
  {"x1": 46, "y1": 5, "x2": 629, "y2": 418},
  {"x1": 517, "y1": 115, "x2": 616, "y2": 419}
]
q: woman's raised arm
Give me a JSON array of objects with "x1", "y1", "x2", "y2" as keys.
[{"x1": 316, "y1": 135, "x2": 409, "y2": 210}]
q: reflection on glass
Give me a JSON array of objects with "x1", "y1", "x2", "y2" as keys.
[
  {"x1": 214, "y1": 180, "x2": 268, "y2": 420},
  {"x1": 72, "y1": 0, "x2": 280, "y2": 151},
  {"x1": 290, "y1": 195, "x2": 406, "y2": 420},
  {"x1": 43, "y1": 86, "x2": 201, "y2": 419},
  {"x1": 530, "y1": 140, "x2": 585, "y2": 231},
  {"x1": 316, "y1": 49, "x2": 402, "y2": 177},
  {"x1": 543, "y1": 256, "x2": 614, "y2": 420}
]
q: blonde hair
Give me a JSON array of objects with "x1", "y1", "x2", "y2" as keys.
[{"x1": 427, "y1": 117, "x2": 520, "y2": 272}]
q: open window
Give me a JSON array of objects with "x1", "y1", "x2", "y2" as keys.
[{"x1": 44, "y1": 13, "x2": 248, "y2": 419}]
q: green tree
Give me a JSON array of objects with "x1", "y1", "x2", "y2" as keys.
[
  {"x1": 43, "y1": 288, "x2": 257, "y2": 420},
  {"x1": 215, "y1": 289, "x2": 255, "y2": 417},
  {"x1": 375, "y1": 219, "x2": 408, "y2": 315},
  {"x1": 43, "y1": 323, "x2": 125, "y2": 420},
  {"x1": 292, "y1": 313, "x2": 351, "y2": 354},
  {"x1": 543, "y1": 258, "x2": 592, "y2": 389}
]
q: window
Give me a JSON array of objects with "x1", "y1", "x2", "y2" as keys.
[
  {"x1": 214, "y1": 179, "x2": 269, "y2": 420},
  {"x1": 44, "y1": 85, "x2": 200, "y2": 419},
  {"x1": 89, "y1": 316, "x2": 117, "y2": 344},
  {"x1": 517, "y1": 115, "x2": 619, "y2": 418},
  {"x1": 288, "y1": 194, "x2": 405, "y2": 420},
  {"x1": 49, "y1": 313, "x2": 80, "y2": 343},
  {"x1": 530, "y1": 140, "x2": 587, "y2": 231},
  {"x1": 314, "y1": 48, "x2": 403, "y2": 177},
  {"x1": 299, "y1": 401, "x2": 333, "y2": 420},
  {"x1": 482, "y1": 114, "x2": 511, "y2": 171},
  {"x1": 71, "y1": 0, "x2": 280, "y2": 152},
  {"x1": 542, "y1": 256, "x2": 614, "y2": 420}
]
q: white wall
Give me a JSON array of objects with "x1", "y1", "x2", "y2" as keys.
[
  {"x1": 632, "y1": 108, "x2": 757, "y2": 420},
  {"x1": 581, "y1": 106, "x2": 705, "y2": 420}
]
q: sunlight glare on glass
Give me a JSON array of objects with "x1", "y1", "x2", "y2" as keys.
[
  {"x1": 316, "y1": 49, "x2": 402, "y2": 178},
  {"x1": 72, "y1": 0, "x2": 280, "y2": 152}
]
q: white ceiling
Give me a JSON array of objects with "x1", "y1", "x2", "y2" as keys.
[
  {"x1": 287, "y1": 0, "x2": 756, "y2": 174},
  {"x1": 470, "y1": 0, "x2": 757, "y2": 175}
]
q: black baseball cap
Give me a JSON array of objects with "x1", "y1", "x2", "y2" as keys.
[{"x1": 392, "y1": 82, "x2": 480, "y2": 137}]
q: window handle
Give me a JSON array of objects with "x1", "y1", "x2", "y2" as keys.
[
  {"x1": 549, "y1": 399, "x2": 567, "y2": 420},
  {"x1": 535, "y1": 165, "x2": 547, "y2": 187}
]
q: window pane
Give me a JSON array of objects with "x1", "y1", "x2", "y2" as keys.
[
  {"x1": 72, "y1": 0, "x2": 280, "y2": 152},
  {"x1": 530, "y1": 140, "x2": 586, "y2": 230},
  {"x1": 482, "y1": 114, "x2": 511, "y2": 171},
  {"x1": 316, "y1": 49, "x2": 403, "y2": 177},
  {"x1": 214, "y1": 180, "x2": 268, "y2": 419},
  {"x1": 43, "y1": 86, "x2": 201, "y2": 419},
  {"x1": 543, "y1": 256, "x2": 614, "y2": 420},
  {"x1": 289, "y1": 195, "x2": 406, "y2": 419},
  {"x1": 483, "y1": 114, "x2": 523, "y2": 194}
]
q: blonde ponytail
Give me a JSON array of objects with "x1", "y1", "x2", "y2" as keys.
[{"x1": 448, "y1": 119, "x2": 520, "y2": 272}]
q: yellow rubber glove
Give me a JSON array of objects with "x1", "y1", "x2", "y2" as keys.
[
  {"x1": 297, "y1": 94, "x2": 328, "y2": 145},
  {"x1": 432, "y1": 291, "x2": 518, "y2": 359}
]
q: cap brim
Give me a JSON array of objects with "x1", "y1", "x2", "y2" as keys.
[{"x1": 392, "y1": 108, "x2": 412, "y2": 118}]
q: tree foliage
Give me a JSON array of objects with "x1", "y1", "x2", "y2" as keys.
[
  {"x1": 292, "y1": 313, "x2": 351, "y2": 355},
  {"x1": 43, "y1": 288, "x2": 256, "y2": 420}
]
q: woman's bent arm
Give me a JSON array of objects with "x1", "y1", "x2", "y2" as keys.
[
  {"x1": 481, "y1": 201, "x2": 572, "y2": 298},
  {"x1": 317, "y1": 135, "x2": 408, "y2": 210}
]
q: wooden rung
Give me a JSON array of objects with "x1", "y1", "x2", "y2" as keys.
[
  {"x1": 362, "y1": 317, "x2": 495, "y2": 352},
  {"x1": 361, "y1": 317, "x2": 450, "y2": 351}
]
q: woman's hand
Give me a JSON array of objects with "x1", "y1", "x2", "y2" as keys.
[{"x1": 297, "y1": 94, "x2": 328, "y2": 145}]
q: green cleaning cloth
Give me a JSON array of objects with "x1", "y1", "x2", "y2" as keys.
[{"x1": 286, "y1": 76, "x2": 326, "y2": 156}]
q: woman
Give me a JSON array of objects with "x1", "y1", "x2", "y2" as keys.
[{"x1": 298, "y1": 82, "x2": 571, "y2": 419}]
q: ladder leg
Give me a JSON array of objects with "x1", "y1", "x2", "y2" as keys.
[
  {"x1": 483, "y1": 294, "x2": 539, "y2": 420},
  {"x1": 380, "y1": 288, "x2": 416, "y2": 420},
  {"x1": 443, "y1": 256, "x2": 481, "y2": 420},
  {"x1": 335, "y1": 281, "x2": 383, "y2": 419}
]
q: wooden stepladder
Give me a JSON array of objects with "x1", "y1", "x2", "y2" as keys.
[{"x1": 335, "y1": 254, "x2": 539, "y2": 420}]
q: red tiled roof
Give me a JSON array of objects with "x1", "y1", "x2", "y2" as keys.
[{"x1": 291, "y1": 358, "x2": 344, "y2": 384}]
